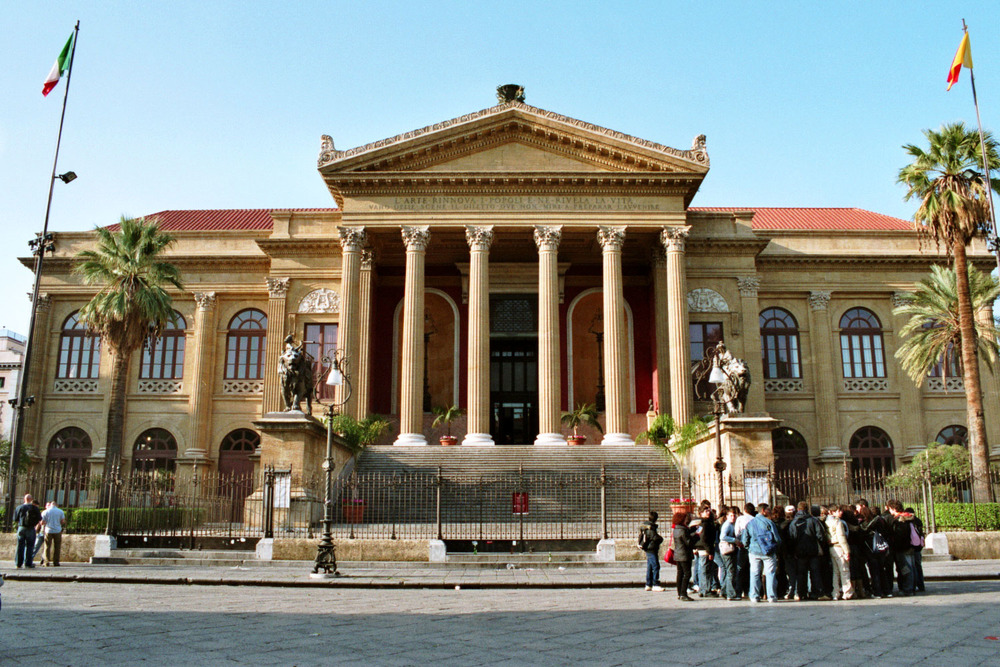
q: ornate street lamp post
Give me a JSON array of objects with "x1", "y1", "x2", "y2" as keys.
[{"x1": 311, "y1": 349, "x2": 350, "y2": 578}]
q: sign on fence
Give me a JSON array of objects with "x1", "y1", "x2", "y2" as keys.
[
  {"x1": 512, "y1": 492, "x2": 529, "y2": 515},
  {"x1": 275, "y1": 472, "x2": 291, "y2": 509},
  {"x1": 744, "y1": 469, "x2": 769, "y2": 506}
]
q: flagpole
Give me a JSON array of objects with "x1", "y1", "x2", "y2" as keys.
[
  {"x1": 962, "y1": 22, "x2": 1000, "y2": 275},
  {"x1": 4, "y1": 21, "x2": 80, "y2": 529}
]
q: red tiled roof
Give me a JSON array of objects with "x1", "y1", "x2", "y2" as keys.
[
  {"x1": 120, "y1": 207, "x2": 911, "y2": 233},
  {"x1": 690, "y1": 207, "x2": 913, "y2": 231},
  {"x1": 131, "y1": 209, "x2": 337, "y2": 232}
]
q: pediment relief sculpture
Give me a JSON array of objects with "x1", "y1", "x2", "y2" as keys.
[
  {"x1": 687, "y1": 288, "x2": 729, "y2": 313},
  {"x1": 298, "y1": 288, "x2": 341, "y2": 314}
]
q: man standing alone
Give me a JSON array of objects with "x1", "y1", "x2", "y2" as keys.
[
  {"x1": 40, "y1": 500, "x2": 67, "y2": 567},
  {"x1": 638, "y1": 511, "x2": 664, "y2": 591},
  {"x1": 12, "y1": 494, "x2": 42, "y2": 569}
]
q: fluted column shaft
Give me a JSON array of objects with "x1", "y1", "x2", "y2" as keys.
[
  {"x1": 534, "y1": 226, "x2": 565, "y2": 445},
  {"x1": 463, "y1": 226, "x2": 495, "y2": 446},
  {"x1": 357, "y1": 250, "x2": 375, "y2": 419},
  {"x1": 663, "y1": 227, "x2": 692, "y2": 424},
  {"x1": 187, "y1": 293, "x2": 218, "y2": 457},
  {"x1": 262, "y1": 278, "x2": 290, "y2": 414},
  {"x1": 651, "y1": 250, "x2": 670, "y2": 416},
  {"x1": 598, "y1": 226, "x2": 632, "y2": 445},
  {"x1": 337, "y1": 227, "x2": 366, "y2": 418},
  {"x1": 808, "y1": 291, "x2": 840, "y2": 458},
  {"x1": 395, "y1": 226, "x2": 430, "y2": 446}
]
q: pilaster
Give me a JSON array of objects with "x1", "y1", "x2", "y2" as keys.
[
  {"x1": 651, "y1": 249, "x2": 670, "y2": 417},
  {"x1": 891, "y1": 292, "x2": 926, "y2": 460},
  {"x1": 357, "y1": 249, "x2": 376, "y2": 419},
  {"x1": 808, "y1": 290, "x2": 841, "y2": 461},
  {"x1": 186, "y1": 292, "x2": 218, "y2": 459},
  {"x1": 24, "y1": 293, "x2": 53, "y2": 460},
  {"x1": 262, "y1": 277, "x2": 290, "y2": 414},
  {"x1": 737, "y1": 276, "x2": 765, "y2": 414}
]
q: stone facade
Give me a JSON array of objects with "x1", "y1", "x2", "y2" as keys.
[{"x1": 20, "y1": 97, "x2": 1000, "y2": 482}]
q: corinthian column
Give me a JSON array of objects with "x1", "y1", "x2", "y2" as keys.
[
  {"x1": 534, "y1": 226, "x2": 565, "y2": 445},
  {"x1": 357, "y1": 249, "x2": 375, "y2": 419},
  {"x1": 395, "y1": 226, "x2": 430, "y2": 446},
  {"x1": 463, "y1": 226, "x2": 495, "y2": 446},
  {"x1": 651, "y1": 248, "x2": 670, "y2": 416},
  {"x1": 336, "y1": 226, "x2": 366, "y2": 418},
  {"x1": 662, "y1": 226, "x2": 692, "y2": 424},
  {"x1": 598, "y1": 226, "x2": 633, "y2": 445},
  {"x1": 809, "y1": 290, "x2": 841, "y2": 460},
  {"x1": 262, "y1": 277, "x2": 290, "y2": 414},
  {"x1": 187, "y1": 292, "x2": 218, "y2": 458}
]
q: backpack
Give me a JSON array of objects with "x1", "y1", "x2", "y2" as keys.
[
  {"x1": 639, "y1": 526, "x2": 663, "y2": 553},
  {"x1": 909, "y1": 522, "x2": 924, "y2": 548},
  {"x1": 792, "y1": 515, "x2": 820, "y2": 557},
  {"x1": 870, "y1": 531, "x2": 889, "y2": 554},
  {"x1": 753, "y1": 517, "x2": 779, "y2": 556},
  {"x1": 18, "y1": 504, "x2": 41, "y2": 529}
]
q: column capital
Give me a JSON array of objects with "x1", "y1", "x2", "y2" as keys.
[
  {"x1": 193, "y1": 291, "x2": 217, "y2": 311},
  {"x1": 338, "y1": 226, "x2": 367, "y2": 252},
  {"x1": 401, "y1": 225, "x2": 431, "y2": 251},
  {"x1": 660, "y1": 225, "x2": 691, "y2": 252},
  {"x1": 891, "y1": 291, "x2": 910, "y2": 309},
  {"x1": 533, "y1": 225, "x2": 563, "y2": 251},
  {"x1": 809, "y1": 290, "x2": 832, "y2": 311},
  {"x1": 360, "y1": 248, "x2": 376, "y2": 270},
  {"x1": 465, "y1": 225, "x2": 495, "y2": 251},
  {"x1": 31, "y1": 292, "x2": 52, "y2": 311},
  {"x1": 266, "y1": 277, "x2": 290, "y2": 298},
  {"x1": 597, "y1": 225, "x2": 627, "y2": 251},
  {"x1": 737, "y1": 276, "x2": 761, "y2": 298}
]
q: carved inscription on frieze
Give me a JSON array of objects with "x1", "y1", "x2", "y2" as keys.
[{"x1": 353, "y1": 195, "x2": 666, "y2": 213}]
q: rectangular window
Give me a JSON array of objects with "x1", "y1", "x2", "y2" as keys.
[
  {"x1": 305, "y1": 323, "x2": 338, "y2": 400},
  {"x1": 690, "y1": 321, "x2": 723, "y2": 398}
]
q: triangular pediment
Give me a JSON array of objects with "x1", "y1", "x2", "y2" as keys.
[{"x1": 318, "y1": 102, "x2": 710, "y2": 175}]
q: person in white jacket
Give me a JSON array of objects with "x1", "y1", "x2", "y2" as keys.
[{"x1": 826, "y1": 506, "x2": 855, "y2": 600}]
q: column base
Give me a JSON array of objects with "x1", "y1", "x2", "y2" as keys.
[
  {"x1": 534, "y1": 433, "x2": 567, "y2": 446},
  {"x1": 461, "y1": 433, "x2": 495, "y2": 446},
  {"x1": 393, "y1": 433, "x2": 427, "y2": 446},
  {"x1": 601, "y1": 433, "x2": 635, "y2": 446}
]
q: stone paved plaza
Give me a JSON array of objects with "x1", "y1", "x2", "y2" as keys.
[{"x1": 2, "y1": 579, "x2": 999, "y2": 665}]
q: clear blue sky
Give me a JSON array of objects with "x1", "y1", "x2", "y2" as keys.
[{"x1": 1, "y1": 1, "x2": 998, "y2": 334}]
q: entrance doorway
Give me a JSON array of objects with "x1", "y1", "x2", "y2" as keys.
[{"x1": 489, "y1": 295, "x2": 538, "y2": 444}]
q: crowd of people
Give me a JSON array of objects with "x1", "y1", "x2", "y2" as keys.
[{"x1": 638, "y1": 498, "x2": 926, "y2": 602}]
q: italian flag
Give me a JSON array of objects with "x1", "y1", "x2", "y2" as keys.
[
  {"x1": 946, "y1": 32, "x2": 972, "y2": 91},
  {"x1": 42, "y1": 33, "x2": 75, "y2": 97}
]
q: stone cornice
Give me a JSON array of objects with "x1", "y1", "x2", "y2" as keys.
[
  {"x1": 329, "y1": 172, "x2": 701, "y2": 195},
  {"x1": 686, "y1": 238, "x2": 770, "y2": 256},
  {"x1": 757, "y1": 255, "x2": 995, "y2": 270},
  {"x1": 254, "y1": 238, "x2": 341, "y2": 259},
  {"x1": 23, "y1": 256, "x2": 270, "y2": 274},
  {"x1": 319, "y1": 102, "x2": 709, "y2": 172}
]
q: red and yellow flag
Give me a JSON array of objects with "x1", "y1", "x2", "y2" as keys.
[{"x1": 947, "y1": 33, "x2": 973, "y2": 91}]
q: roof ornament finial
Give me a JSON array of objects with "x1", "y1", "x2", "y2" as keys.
[{"x1": 496, "y1": 84, "x2": 525, "y2": 104}]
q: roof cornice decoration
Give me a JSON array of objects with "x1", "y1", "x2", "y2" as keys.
[{"x1": 318, "y1": 102, "x2": 709, "y2": 171}]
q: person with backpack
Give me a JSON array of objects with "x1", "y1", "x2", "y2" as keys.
[
  {"x1": 887, "y1": 500, "x2": 917, "y2": 597},
  {"x1": 638, "y1": 511, "x2": 665, "y2": 591},
  {"x1": 740, "y1": 502, "x2": 781, "y2": 603},
  {"x1": 12, "y1": 494, "x2": 43, "y2": 569},
  {"x1": 859, "y1": 504, "x2": 891, "y2": 598},
  {"x1": 788, "y1": 501, "x2": 828, "y2": 600}
]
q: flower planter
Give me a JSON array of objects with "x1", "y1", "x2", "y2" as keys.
[
  {"x1": 567, "y1": 435, "x2": 587, "y2": 446},
  {"x1": 669, "y1": 499, "x2": 697, "y2": 517},
  {"x1": 439, "y1": 435, "x2": 458, "y2": 446},
  {"x1": 342, "y1": 501, "x2": 365, "y2": 524}
]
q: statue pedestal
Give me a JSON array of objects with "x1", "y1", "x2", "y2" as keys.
[{"x1": 684, "y1": 415, "x2": 781, "y2": 508}]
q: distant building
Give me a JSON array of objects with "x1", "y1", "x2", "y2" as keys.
[{"x1": 0, "y1": 328, "x2": 26, "y2": 441}]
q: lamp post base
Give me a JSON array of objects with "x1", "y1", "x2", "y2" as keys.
[{"x1": 312, "y1": 539, "x2": 339, "y2": 577}]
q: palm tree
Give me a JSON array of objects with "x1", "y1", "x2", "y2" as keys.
[
  {"x1": 898, "y1": 122, "x2": 1000, "y2": 501},
  {"x1": 894, "y1": 264, "x2": 1000, "y2": 384},
  {"x1": 75, "y1": 217, "x2": 183, "y2": 470}
]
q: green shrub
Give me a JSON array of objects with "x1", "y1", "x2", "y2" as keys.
[
  {"x1": 66, "y1": 508, "x2": 108, "y2": 533},
  {"x1": 914, "y1": 502, "x2": 1000, "y2": 531}
]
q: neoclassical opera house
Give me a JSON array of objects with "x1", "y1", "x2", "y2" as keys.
[{"x1": 28, "y1": 87, "x2": 1000, "y2": 486}]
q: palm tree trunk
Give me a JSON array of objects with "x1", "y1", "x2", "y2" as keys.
[
  {"x1": 953, "y1": 241, "x2": 994, "y2": 502},
  {"x1": 105, "y1": 349, "x2": 130, "y2": 469}
]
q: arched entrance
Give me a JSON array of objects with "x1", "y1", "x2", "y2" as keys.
[
  {"x1": 218, "y1": 429, "x2": 259, "y2": 522},
  {"x1": 46, "y1": 427, "x2": 93, "y2": 506}
]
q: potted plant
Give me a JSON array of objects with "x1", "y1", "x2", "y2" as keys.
[
  {"x1": 561, "y1": 403, "x2": 603, "y2": 445},
  {"x1": 637, "y1": 413, "x2": 709, "y2": 501},
  {"x1": 327, "y1": 413, "x2": 391, "y2": 455},
  {"x1": 432, "y1": 404, "x2": 464, "y2": 445},
  {"x1": 342, "y1": 497, "x2": 365, "y2": 524}
]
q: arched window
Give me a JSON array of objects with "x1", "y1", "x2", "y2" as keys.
[
  {"x1": 935, "y1": 425, "x2": 968, "y2": 446},
  {"x1": 57, "y1": 311, "x2": 101, "y2": 379},
  {"x1": 225, "y1": 309, "x2": 267, "y2": 380},
  {"x1": 760, "y1": 308, "x2": 801, "y2": 379},
  {"x1": 132, "y1": 428, "x2": 178, "y2": 474},
  {"x1": 46, "y1": 427, "x2": 92, "y2": 506},
  {"x1": 839, "y1": 308, "x2": 886, "y2": 378},
  {"x1": 772, "y1": 427, "x2": 809, "y2": 474},
  {"x1": 140, "y1": 311, "x2": 186, "y2": 379},
  {"x1": 849, "y1": 426, "x2": 895, "y2": 480}
]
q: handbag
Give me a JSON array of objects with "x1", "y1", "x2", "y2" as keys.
[
  {"x1": 664, "y1": 525, "x2": 676, "y2": 564},
  {"x1": 870, "y1": 531, "x2": 889, "y2": 554}
]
